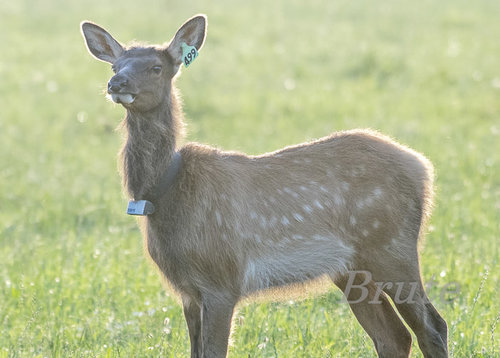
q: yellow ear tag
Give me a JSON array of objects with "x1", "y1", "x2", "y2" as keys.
[{"x1": 181, "y1": 43, "x2": 199, "y2": 68}]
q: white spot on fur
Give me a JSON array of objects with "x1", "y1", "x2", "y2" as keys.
[
  {"x1": 349, "y1": 216, "x2": 357, "y2": 226},
  {"x1": 372, "y1": 219, "x2": 381, "y2": 229},
  {"x1": 284, "y1": 187, "x2": 299, "y2": 198},
  {"x1": 320, "y1": 186, "x2": 328, "y2": 193},
  {"x1": 304, "y1": 158, "x2": 311, "y2": 163},
  {"x1": 293, "y1": 213, "x2": 304, "y2": 222},
  {"x1": 356, "y1": 194, "x2": 375, "y2": 210},
  {"x1": 292, "y1": 234, "x2": 304, "y2": 240},
  {"x1": 245, "y1": 261, "x2": 257, "y2": 281},
  {"x1": 314, "y1": 200, "x2": 324, "y2": 210},
  {"x1": 373, "y1": 187, "x2": 383, "y2": 198},
  {"x1": 313, "y1": 234, "x2": 329, "y2": 241},
  {"x1": 351, "y1": 165, "x2": 365, "y2": 177},
  {"x1": 282, "y1": 237, "x2": 291, "y2": 244},
  {"x1": 259, "y1": 216, "x2": 268, "y2": 228},
  {"x1": 333, "y1": 193, "x2": 344, "y2": 206},
  {"x1": 341, "y1": 182, "x2": 350, "y2": 191},
  {"x1": 299, "y1": 185, "x2": 308, "y2": 192},
  {"x1": 281, "y1": 216, "x2": 290, "y2": 226},
  {"x1": 250, "y1": 211, "x2": 258, "y2": 220},
  {"x1": 303, "y1": 205, "x2": 313, "y2": 214},
  {"x1": 384, "y1": 237, "x2": 412, "y2": 259},
  {"x1": 269, "y1": 216, "x2": 278, "y2": 227},
  {"x1": 337, "y1": 239, "x2": 355, "y2": 253},
  {"x1": 362, "y1": 229, "x2": 369, "y2": 237},
  {"x1": 254, "y1": 234, "x2": 262, "y2": 243},
  {"x1": 215, "y1": 211, "x2": 222, "y2": 227},
  {"x1": 269, "y1": 196, "x2": 277, "y2": 204}
]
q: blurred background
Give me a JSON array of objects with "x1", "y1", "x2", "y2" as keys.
[{"x1": 1, "y1": 0, "x2": 498, "y2": 356}]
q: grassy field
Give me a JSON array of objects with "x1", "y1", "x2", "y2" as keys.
[{"x1": 1, "y1": 0, "x2": 499, "y2": 356}]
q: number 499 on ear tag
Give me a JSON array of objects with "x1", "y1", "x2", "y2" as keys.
[{"x1": 181, "y1": 43, "x2": 198, "y2": 68}]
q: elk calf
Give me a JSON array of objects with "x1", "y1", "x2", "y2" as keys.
[{"x1": 81, "y1": 15, "x2": 448, "y2": 358}]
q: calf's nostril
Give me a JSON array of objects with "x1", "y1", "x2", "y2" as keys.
[
  {"x1": 108, "y1": 77, "x2": 129, "y2": 93},
  {"x1": 108, "y1": 82, "x2": 120, "y2": 93}
]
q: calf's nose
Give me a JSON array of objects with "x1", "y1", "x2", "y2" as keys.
[{"x1": 107, "y1": 76, "x2": 129, "y2": 93}]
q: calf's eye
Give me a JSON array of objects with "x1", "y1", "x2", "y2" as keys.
[{"x1": 152, "y1": 65, "x2": 162, "y2": 74}]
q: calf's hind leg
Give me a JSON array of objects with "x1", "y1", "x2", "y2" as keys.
[
  {"x1": 368, "y1": 256, "x2": 448, "y2": 358},
  {"x1": 333, "y1": 272, "x2": 412, "y2": 358}
]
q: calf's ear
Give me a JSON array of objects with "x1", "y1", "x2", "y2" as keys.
[
  {"x1": 81, "y1": 21, "x2": 124, "y2": 64},
  {"x1": 166, "y1": 15, "x2": 207, "y2": 67}
]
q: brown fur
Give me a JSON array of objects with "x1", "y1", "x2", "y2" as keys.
[{"x1": 81, "y1": 15, "x2": 448, "y2": 358}]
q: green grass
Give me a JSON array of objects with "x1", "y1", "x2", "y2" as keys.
[{"x1": 1, "y1": 0, "x2": 499, "y2": 356}]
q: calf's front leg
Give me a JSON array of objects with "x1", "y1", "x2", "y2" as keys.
[
  {"x1": 200, "y1": 292, "x2": 237, "y2": 358},
  {"x1": 183, "y1": 296, "x2": 202, "y2": 358}
]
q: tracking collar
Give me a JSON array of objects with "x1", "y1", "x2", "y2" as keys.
[{"x1": 127, "y1": 152, "x2": 182, "y2": 216}]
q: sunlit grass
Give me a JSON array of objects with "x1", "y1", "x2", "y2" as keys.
[{"x1": 1, "y1": 0, "x2": 499, "y2": 356}]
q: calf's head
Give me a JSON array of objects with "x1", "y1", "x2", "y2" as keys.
[{"x1": 81, "y1": 15, "x2": 207, "y2": 111}]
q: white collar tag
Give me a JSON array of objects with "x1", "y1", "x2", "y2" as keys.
[
  {"x1": 127, "y1": 200, "x2": 155, "y2": 216},
  {"x1": 126, "y1": 152, "x2": 182, "y2": 216}
]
